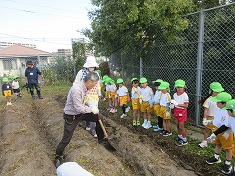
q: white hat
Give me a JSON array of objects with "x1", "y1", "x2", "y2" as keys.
[{"x1": 83, "y1": 56, "x2": 99, "y2": 68}]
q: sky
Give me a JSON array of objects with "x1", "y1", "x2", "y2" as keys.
[{"x1": 0, "y1": 0, "x2": 94, "y2": 52}]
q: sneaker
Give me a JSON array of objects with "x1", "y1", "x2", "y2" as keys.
[
  {"x1": 32, "y1": 95, "x2": 35, "y2": 100},
  {"x1": 229, "y1": 168, "x2": 235, "y2": 176},
  {"x1": 125, "y1": 106, "x2": 130, "y2": 113},
  {"x1": 206, "y1": 156, "x2": 221, "y2": 165},
  {"x1": 144, "y1": 122, "x2": 152, "y2": 129},
  {"x1": 6, "y1": 102, "x2": 9, "y2": 106},
  {"x1": 54, "y1": 155, "x2": 64, "y2": 168},
  {"x1": 160, "y1": 130, "x2": 167, "y2": 135},
  {"x1": 153, "y1": 127, "x2": 163, "y2": 132},
  {"x1": 142, "y1": 121, "x2": 147, "y2": 128},
  {"x1": 8, "y1": 102, "x2": 12, "y2": 105},
  {"x1": 136, "y1": 121, "x2": 141, "y2": 126},
  {"x1": 112, "y1": 109, "x2": 117, "y2": 113},
  {"x1": 15, "y1": 99, "x2": 18, "y2": 102},
  {"x1": 93, "y1": 134, "x2": 98, "y2": 138},
  {"x1": 162, "y1": 131, "x2": 172, "y2": 136},
  {"x1": 120, "y1": 114, "x2": 127, "y2": 118},
  {"x1": 222, "y1": 163, "x2": 232, "y2": 175},
  {"x1": 86, "y1": 127, "x2": 91, "y2": 131},
  {"x1": 107, "y1": 106, "x2": 112, "y2": 110},
  {"x1": 176, "y1": 139, "x2": 188, "y2": 146},
  {"x1": 153, "y1": 125, "x2": 159, "y2": 129},
  {"x1": 38, "y1": 96, "x2": 43, "y2": 99},
  {"x1": 175, "y1": 136, "x2": 182, "y2": 142},
  {"x1": 133, "y1": 120, "x2": 137, "y2": 126},
  {"x1": 109, "y1": 108, "x2": 114, "y2": 113},
  {"x1": 199, "y1": 140, "x2": 208, "y2": 148}
]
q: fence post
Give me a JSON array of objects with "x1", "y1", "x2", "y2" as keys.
[
  {"x1": 140, "y1": 57, "x2": 143, "y2": 78},
  {"x1": 195, "y1": 10, "x2": 205, "y2": 126}
]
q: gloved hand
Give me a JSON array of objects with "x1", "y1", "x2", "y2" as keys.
[
  {"x1": 148, "y1": 99, "x2": 154, "y2": 108},
  {"x1": 171, "y1": 99, "x2": 178, "y2": 106},
  {"x1": 90, "y1": 106, "x2": 99, "y2": 114},
  {"x1": 203, "y1": 119, "x2": 213, "y2": 126},
  {"x1": 170, "y1": 104, "x2": 175, "y2": 109},
  {"x1": 207, "y1": 133, "x2": 216, "y2": 142},
  {"x1": 117, "y1": 97, "x2": 120, "y2": 103},
  {"x1": 139, "y1": 98, "x2": 143, "y2": 104}
]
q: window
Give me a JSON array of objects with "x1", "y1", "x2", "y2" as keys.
[{"x1": 3, "y1": 58, "x2": 18, "y2": 70}]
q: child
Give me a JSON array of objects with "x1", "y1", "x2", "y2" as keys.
[
  {"x1": 109, "y1": 79, "x2": 118, "y2": 113},
  {"x1": 208, "y1": 99, "x2": 235, "y2": 175},
  {"x1": 131, "y1": 78, "x2": 141, "y2": 126},
  {"x1": 158, "y1": 81, "x2": 172, "y2": 136},
  {"x1": 12, "y1": 75, "x2": 22, "y2": 102},
  {"x1": 2, "y1": 77, "x2": 13, "y2": 105},
  {"x1": 152, "y1": 79, "x2": 164, "y2": 132},
  {"x1": 116, "y1": 78, "x2": 130, "y2": 118},
  {"x1": 204, "y1": 92, "x2": 233, "y2": 175},
  {"x1": 139, "y1": 77, "x2": 154, "y2": 129},
  {"x1": 171, "y1": 79, "x2": 189, "y2": 146},
  {"x1": 199, "y1": 82, "x2": 224, "y2": 148},
  {"x1": 104, "y1": 77, "x2": 112, "y2": 110}
]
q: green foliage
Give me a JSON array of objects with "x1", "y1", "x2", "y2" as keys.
[
  {"x1": 42, "y1": 56, "x2": 75, "y2": 85},
  {"x1": 86, "y1": 0, "x2": 195, "y2": 57}
]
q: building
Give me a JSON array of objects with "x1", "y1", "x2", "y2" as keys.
[
  {"x1": 0, "y1": 41, "x2": 36, "y2": 50},
  {"x1": 0, "y1": 44, "x2": 51, "y2": 78},
  {"x1": 57, "y1": 49, "x2": 72, "y2": 57}
]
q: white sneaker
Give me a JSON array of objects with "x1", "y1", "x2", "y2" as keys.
[
  {"x1": 125, "y1": 106, "x2": 130, "y2": 113},
  {"x1": 6, "y1": 102, "x2": 9, "y2": 106},
  {"x1": 144, "y1": 122, "x2": 152, "y2": 129},
  {"x1": 199, "y1": 140, "x2": 208, "y2": 148},
  {"x1": 142, "y1": 120, "x2": 147, "y2": 128},
  {"x1": 86, "y1": 127, "x2": 91, "y2": 131},
  {"x1": 93, "y1": 134, "x2": 97, "y2": 138},
  {"x1": 120, "y1": 114, "x2": 127, "y2": 118},
  {"x1": 8, "y1": 102, "x2": 12, "y2": 105}
]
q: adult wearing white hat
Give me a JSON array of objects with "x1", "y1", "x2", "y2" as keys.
[
  {"x1": 57, "y1": 162, "x2": 94, "y2": 176},
  {"x1": 74, "y1": 56, "x2": 102, "y2": 137}
]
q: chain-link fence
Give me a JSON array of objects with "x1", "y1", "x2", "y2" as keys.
[{"x1": 109, "y1": 3, "x2": 235, "y2": 126}]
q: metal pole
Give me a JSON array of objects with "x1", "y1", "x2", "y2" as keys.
[
  {"x1": 140, "y1": 57, "x2": 143, "y2": 78},
  {"x1": 195, "y1": 10, "x2": 205, "y2": 126}
]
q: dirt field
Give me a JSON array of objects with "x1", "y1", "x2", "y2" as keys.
[{"x1": 0, "y1": 86, "x2": 221, "y2": 176}]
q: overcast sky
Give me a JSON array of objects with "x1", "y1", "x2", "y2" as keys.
[{"x1": 0, "y1": 0, "x2": 94, "y2": 52}]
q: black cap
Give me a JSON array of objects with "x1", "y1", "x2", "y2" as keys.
[{"x1": 26, "y1": 60, "x2": 33, "y2": 65}]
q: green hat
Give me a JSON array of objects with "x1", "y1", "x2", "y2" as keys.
[
  {"x1": 2, "y1": 77, "x2": 9, "y2": 82},
  {"x1": 212, "y1": 92, "x2": 232, "y2": 103},
  {"x1": 140, "y1": 77, "x2": 147, "y2": 84},
  {"x1": 105, "y1": 77, "x2": 112, "y2": 84},
  {"x1": 154, "y1": 79, "x2": 163, "y2": 83},
  {"x1": 13, "y1": 75, "x2": 20, "y2": 80},
  {"x1": 174, "y1": 79, "x2": 186, "y2": 87},
  {"x1": 102, "y1": 75, "x2": 109, "y2": 82},
  {"x1": 158, "y1": 81, "x2": 170, "y2": 90},
  {"x1": 116, "y1": 78, "x2": 124, "y2": 84},
  {"x1": 209, "y1": 82, "x2": 224, "y2": 92},
  {"x1": 224, "y1": 99, "x2": 235, "y2": 116},
  {"x1": 110, "y1": 79, "x2": 115, "y2": 85},
  {"x1": 131, "y1": 78, "x2": 138, "y2": 82}
]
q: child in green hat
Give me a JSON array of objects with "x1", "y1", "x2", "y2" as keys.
[
  {"x1": 109, "y1": 79, "x2": 118, "y2": 113},
  {"x1": 2, "y1": 77, "x2": 13, "y2": 105},
  {"x1": 205, "y1": 92, "x2": 233, "y2": 175},
  {"x1": 199, "y1": 82, "x2": 224, "y2": 148},
  {"x1": 171, "y1": 79, "x2": 189, "y2": 146},
  {"x1": 131, "y1": 78, "x2": 141, "y2": 126},
  {"x1": 158, "y1": 81, "x2": 172, "y2": 136},
  {"x1": 152, "y1": 79, "x2": 164, "y2": 132},
  {"x1": 139, "y1": 77, "x2": 154, "y2": 129}
]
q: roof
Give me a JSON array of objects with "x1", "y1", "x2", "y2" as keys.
[{"x1": 0, "y1": 44, "x2": 51, "y2": 57}]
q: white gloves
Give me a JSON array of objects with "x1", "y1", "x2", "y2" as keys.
[
  {"x1": 90, "y1": 106, "x2": 99, "y2": 114},
  {"x1": 207, "y1": 133, "x2": 216, "y2": 142},
  {"x1": 202, "y1": 119, "x2": 213, "y2": 126},
  {"x1": 139, "y1": 95, "x2": 143, "y2": 104},
  {"x1": 171, "y1": 99, "x2": 178, "y2": 106}
]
